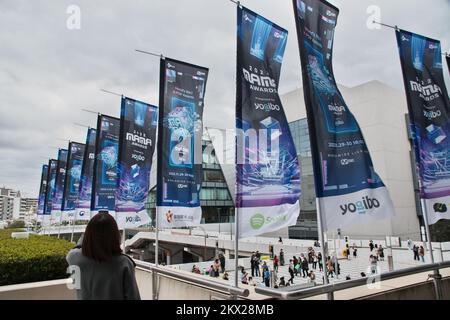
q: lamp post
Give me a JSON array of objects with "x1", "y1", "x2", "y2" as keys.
[{"x1": 196, "y1": 225, "x2": 208, "y2": 261}]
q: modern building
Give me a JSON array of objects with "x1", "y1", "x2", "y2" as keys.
[
  {"x1": 0, "y1": 187, "x2": 37, "y2": 222},
  {"x1": 281, "y1": 80, "x2": 423, "y2": 240}
]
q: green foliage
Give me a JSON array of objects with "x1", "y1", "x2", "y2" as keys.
[
  {"x1": 430, "y1": 220, "x2": 450, "y2": 242},
  {"x1": 7, "y1": 220, "x2": 25, "y2": 229},
  {"x1": 0, "y1": 229, "x2": 74, "y2": 286}
]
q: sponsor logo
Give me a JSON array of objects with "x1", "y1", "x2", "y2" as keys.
[
  {"x1": 433, "y1": 203, "x2": 447, "y2": 213},
  {"x1": 125, "y1": 215, "x2": 142, "y2": 223},
  {"x1": 131, "y1": 154, "x2": 145, "y2": 162},
  {"x1": 126, "y1": 133, "x2": 152, "y2": 147},
  {"x1": 255, "y1": 102, "x2": 280, "y2": 112},
  {"x1": 274, "y1": 31, "x2": 285, "y2": 39},
  {"x1": 326, "y1": 10, "x2": 336, "y2": 17},
  {"x1": 340, "y1": 158, "x2": 355, "y2": 166},
  {"x1": 410, "y1": 81, "x2": 442, "y2": 101},
  {"x1": 423, "y1": 109, "x2": 442, "y2": 120},
  {"x1": 250, "y1": 213, "x2": 288, "y2": 230},
  {"x1": 166, "y1": 210, "x2": 174, "y2": 224},
  {"x1": 177, "y1": 184, "x2": 188, "y2": 189},
  {"x1": 328, "y1": 104, "x2": 346, "y2": 114},
  {"x1": 340, "y1": 197, "x2": 380, "y2": 215},
  {"x1": 401, "y1": 35, "x2": 409, "y2": 42},
  {"x1": 89, "y1": 153, "x2": 95, "y2": 160}
]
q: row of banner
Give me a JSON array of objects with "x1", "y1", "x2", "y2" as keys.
[{"x1": 37, "y1": 0, "x2": 450, "y2": 237}]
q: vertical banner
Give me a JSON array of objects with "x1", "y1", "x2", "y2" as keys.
[
  {"x1": 44, "y1": 159, "x2": 58, "y2": 226},
  {"x1": 116, "y1": 97, "x2": 158, "y2": 229},
  {"x1": 61, "y1": 142, "x2": 85, "y2": 224},
  {"x1": 51, "y1": 149, "x2": 68, "y2": 225},
  {"x1": 37, "y1": 164, "x2": 49, "y2": 222},
  {"x1": 293, "y1": 0, "x2": 395, "y2": 230},
  {"x1": 157, "y1": 57, "x2": 208, "y2": 229},
  {"x1": 396, "y1": 29, "x2": 450, "y2": 224},
  {"x1": 91, "y1": 115, "x2": 120, "y2": 215},
  {"x1": 236, "y1": 6, "x2": 301, "y2": 238},
  {"x1": 76, "y1": 128, "x2": 97, "y2": 221}
]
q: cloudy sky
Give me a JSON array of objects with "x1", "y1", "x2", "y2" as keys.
[{"x1": 0, "y1": 0, "x2": 449, "y2": 197}]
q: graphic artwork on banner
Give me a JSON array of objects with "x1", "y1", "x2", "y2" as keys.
[
  {"x1": 37, "y1": 164, "x2": 49, "y2": 221},
  {"x1": 116, "y1": 97, "x2": 158, "y2": 229},
  {"x1": 157, "y1": 57, "x2": 208, "y2": 228},
  {"x1": 76, "y1": 128, "x2": 96, "y2": 221},
  {"x1": 61, "y1": 142, "x2": 85, "y2": 223},
  {"x1": 91, "y1": 116, "x2": 120, "y2": 215},
  {"x1": 51, "y1": 149, "x2": 68, "y2": 225},
  {"x1": 446, "y1": 55, "x2": 450, "y2": 77},
  {"x1": 293, "y1": 0, "x2": 395, "y2": 230},
  {"x1": 236, "y1": 6, "x2": 301, "y2": 238},
  {"x1": 397, "y1": 29, "x2": 450, "y2": 224},
  {"x1": 44, "y1": 159, "x2": 58, "y2": 226}
]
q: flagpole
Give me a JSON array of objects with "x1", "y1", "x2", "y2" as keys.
[
  {"x1": 418, "y1": 181, "x2": 443, "y2": 300},
  {"x1": 154, "y1": 206, "x2": 159, "y2": 300},
  {"x1": 70, "y1": 212, "x2": 76, "y2": 243},
  {"x1": 315, "y1": 199, "x2": 333, "y2": 300}
]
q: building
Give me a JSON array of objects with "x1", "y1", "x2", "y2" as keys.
[
  {"x1": 281, "y1": 80, "x2": 422, "y2": 240},
  {"x1": 0, "y1": 187, "x2": 37, "y2": 222}
]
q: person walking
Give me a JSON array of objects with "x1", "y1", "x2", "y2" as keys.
[
  {"x1": 293, "y1": 256, "x2": 299, "y2": 276},
  {"x1": 219, "y1": 252, "x2": 226, "y2": 273},
  {"x1": 353, "y1": 247, "x2": 358, "y2": 258},
  {"x1": 370, "y1": 255, "x2": 378, "y2": 274},
  {"x1": 280, "y1": 249, "x2": 285, "y2": 266},
  {"x1": 312, "y1": 254, "x2": 318, "y2": 270},
  {"x1": 301, "y1": 256, "x2": 309, "y2": 278},
  {"x1": 413, "y1": 245, "x2": 420, "y2": 261},
  {"x1": 369, "y1": 240, "x2": 374, "y2": 252},
  {"x1": 318, "y1": 252, "x2": 323, "y2": 272},
  {"x1": 261, "y1": 261, "x2": 269, "y2": 281},
  {"x1": 288, "y1": 260, "x2": 295, "y2": 284},
  {"x1": 419, "y1": 246, "x2": 425, "y2": 263},
  {"x1": 273, "y1": 255, "x2": 279, "y2": 272},
  {"x1": 326, "y1": 257, "x2": 334, "y2": 278},
  {"x1": 379, "y1": 245, "x2": 385, "y2": 262},
  {"x1": 213, "y1": 259, "x2": 221, "y2": 277},
  {"x1": 66, "y1": 211, "x2": 141, "y2": 300},
  {"x1": 263, "y1": 268, "x2": 271, "y2": 287},
  {"x1": 250, "y1": 252, "x2": 256, "y2": 277}
]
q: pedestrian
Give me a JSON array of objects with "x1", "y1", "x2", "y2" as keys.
[
  {"x1": 369, "y1": 240, "x2": 374, "y2": 252},
  {"x1": 262, "y1": 261, "x2": 268, "y2": 281},
  {"x1": 263, "y1": 268, "x2": 271, "y2": 287},
  {"x1": 253, "y1": 254, "x2": 261, "y2": 277},
  {"x1": 346, "y1": 245, "x2": 350, "y2": 260},
  {"x1": 419, "y1": 246, "x2": 425, "y2": 263},
  {"x1": 308, "y1": 270, "x2": 316, "y2": 284},
  {"x1": 318, "y1": 252, "x2": 323, "y2": 272},
  {"x1": 353, "y1": 247, "x2": 358, "y2": 258},
  {"x1": 370, "y1": 255, "x2": 378, "y2": 274},
  {"x1": 288, "y1": 260, "x2": 295, "y2": 284},
  {"x1": 66, "y1": 211, "x2": 141, "y2": 300},
  {"x1": 278, "y1": 236, "x2": 283, "y2": 244},
  {"x1": 379, "y1": 245, "x2": 385, "y2": 262},
  {"x1": 293, "y1": 256, "x2": 299, "y2": 276},
  {"x1": 413, "y1": 245, "x2": 420, "y2": 261},
  {"x1": 241, "y1": 269, "x2": 249, "y2": 285},
  {"x1": 250, "y1": 252, "x2": 256, "y2": 277},
  {"x1": 312, "y1": 254, "x2": 318, "y2": 270},
  {"x1": 280, "y1": 249, "x2": 285, "y2": 266},
  {"x1": 301, "y1": 256, "x2": 309, "y2": 278},
  {"x1": 273, "y1": 255, "x2": 279, "y2": 272},
  {"x1": 213, "y1": 259, "x2": 221, "y2": 277},
  {"x1": 219, "y1": 252, "x2": 226, "y2": 273}
]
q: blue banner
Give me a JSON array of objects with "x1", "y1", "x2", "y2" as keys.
[
  {"x1": 116, "y1": 97, "x2": 158, "y2": 229},
  {"x1": 236, "y1": 6, "x2": 301, "y2": 238},
  {"x1": 91, "y1": 115, "x2": 120, "y2": 214},
  {"x1": 76, "y1": 128, "x2": 97, "y2": 221},
  {"x1": 157, "y1": 57, "x2": 208, "y2": 228},
  {"x1": 37, "y1": 164, "x2": 49, "y2": 220},
  {"x1": 61, "y1": 142, "x2": 85, "y2": 223},
  {"x1": 51, "y1": 149, "x2": 68, "y2": 224},
  {"x1": 44, "y1": 159, "x2": 58, "y2": 226},
  {"x1": 397, "y1": 29, "x2": 450, "y2": 224},
  {"x1": 293, "y1": 0, "x2": 394, "y2": 230}
]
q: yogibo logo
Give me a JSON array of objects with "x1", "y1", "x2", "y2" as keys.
[
  {"x1": 340, "y1": 196, "x2": 380, "y2": 215},
  {"x1": 250, "y1": 213, "x2": 288, "y2": 230},
  {"x1": 125, "y1": 215, "x2": 142, "y2": 223}
]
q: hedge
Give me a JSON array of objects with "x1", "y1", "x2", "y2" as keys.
[{"x1": 0, "y1": 230, "x2": 75, "y2": 286}]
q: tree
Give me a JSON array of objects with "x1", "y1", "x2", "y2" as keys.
[{"x1": 430, "y1": 220, "x2": 450, "y2": 242}]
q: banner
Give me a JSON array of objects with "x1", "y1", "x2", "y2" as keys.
[
  {"x1": 76, "y1": 128, "x2": 97, "y2": 221},
  {"x1": 236, "y1": 6, "x2": 301, "y2": 238},
  {"x1": 37, "y1": 164, "x2": 49, "y2": 222},
  {"x1": 157, "y1": 57, "x2": 208, "y2": 228},
  {"x1": 51, "y1": 149, "x2": 68, "y2": 225},
  {"x1": 396, "y1": 29, "x2": 450, "y2": 225},
  {"x1": 61, "y1": 142, "x2": 85, "y2": 223},
  {"x1": 91, "y1": 115, "x2": 120, "y2": 215},
  {"x1": 293, "y1": 0, "x2": 395, "y2": 231},
  {"x1": 116, "y1": 97, "x2": 158, "y2": 229},
  {"x1": 44, "y1": 159, "x2": 58, "y2": 226}
]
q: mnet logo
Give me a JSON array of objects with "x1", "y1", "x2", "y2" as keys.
[
  {"x1": 410, "y1": 81, "x2": 442, "y2": 101},
  {"x1": 340, "y1": 197, "x2": 380, "y2": 215},
  {"x1": 243, "y1": 69, "x2": 276, "y2": 88},
  {"x1": 328, "y1": 104, "x2": 346, "y2": 113},
  {"x1": 255, "y1": 102, "x2": 280, "y2": 112},
  {"x1": 126, "y1": 133, "x2": 152, "y2": 147}
]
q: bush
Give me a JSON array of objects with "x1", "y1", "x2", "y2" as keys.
[
  {"x1": 7, "y1": 220, "x2": 25, "y2": 229},
  {"x1": 0, "y1": 229, "x2": 75, "y2": 286}
]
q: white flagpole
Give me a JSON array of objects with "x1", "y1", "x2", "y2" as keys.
[{"x1": 316, "y1": 198, "x2": 333, "y2": 300}]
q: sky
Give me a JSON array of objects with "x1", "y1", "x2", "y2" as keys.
[{"x1": 0, "y1": 0, "x2": 449, "y2": 197}]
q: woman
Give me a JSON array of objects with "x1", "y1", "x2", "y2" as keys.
[
  {"x1": 66, "y1": 211, "x2": 140, "y2": 300},
  {"x1": 273, "y1": 255, "x2": 279, "y2": 272}
]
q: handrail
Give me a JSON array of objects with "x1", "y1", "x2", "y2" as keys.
[
  {"x1": 134, "y1": 259, "x2": 250, "y2": 298},
  {"x1": 255, "y1": 260, "x2": 450, "y2": 300}
]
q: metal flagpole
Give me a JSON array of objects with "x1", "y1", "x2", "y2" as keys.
[
  {"x1": 153, "y1": 207, "x2": 159, "y2": 300},
  {"x1": 316, "y1": 198, "x2": 333, "y2": 300},
  {"x1": 70, "y1": 212, "x2": 76, "y2": 243}
]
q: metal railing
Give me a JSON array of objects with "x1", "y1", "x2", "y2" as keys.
[
  {"x1": 134, "y1": 260, "x2": 250, "y2": 299},
  {"x1": 254, "y1": 260, "x2": 450, "y2": 300}
]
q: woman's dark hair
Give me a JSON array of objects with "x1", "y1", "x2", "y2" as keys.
[{"x1": 82, "y1": 211, "x2": 122, "y2": 262}]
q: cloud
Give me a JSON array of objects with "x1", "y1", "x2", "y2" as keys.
[{"x1": 0, "y1": 0, "x2": 449, "y2": 196}]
